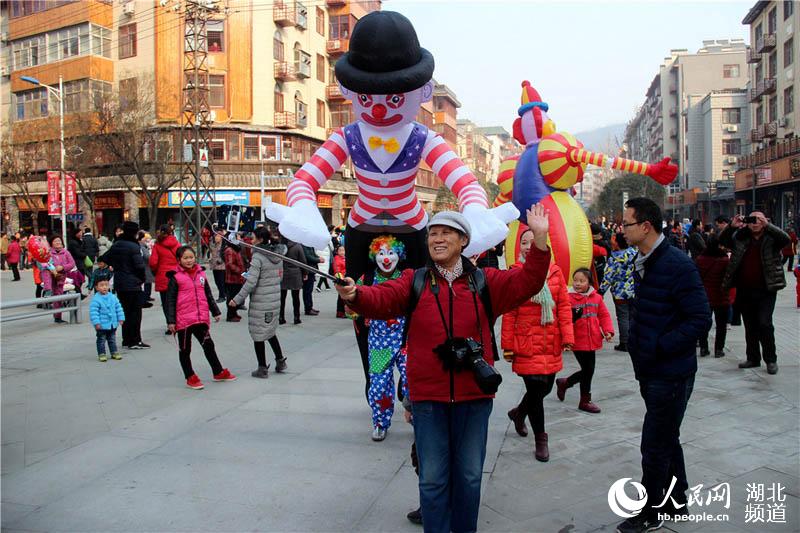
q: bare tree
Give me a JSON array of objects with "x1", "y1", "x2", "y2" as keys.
[{"x1": 0, "y1": 133, "x2": 50, "y2": 234}]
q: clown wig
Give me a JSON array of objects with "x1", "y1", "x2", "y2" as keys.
[{"x1": 368, "y1": 234, "x2": 407, "y2": 262}]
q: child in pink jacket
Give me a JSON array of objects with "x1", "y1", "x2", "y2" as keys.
[{"x1": 557, "y1": 268, "x2": 614, "y2": 413}]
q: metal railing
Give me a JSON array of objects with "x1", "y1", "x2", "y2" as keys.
[{"x1": 0, "y1": 293, "x2": 82, "y2": 324}]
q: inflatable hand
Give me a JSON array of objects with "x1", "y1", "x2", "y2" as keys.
[
  {"x1": 462, "y1": 203, "x2": 519, "y2": 257},
  {"x1": 645, "y1": 157, "x2": 679, "y2": 185},
  {"x1": 266, "y1": 199, "x2": 330, "y2": 250}
]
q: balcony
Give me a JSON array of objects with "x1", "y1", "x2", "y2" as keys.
[
  {"x1": 762, "y1": 77, "x2": 776, "y2": 94},
  {"x1": 763, "y1": 121, "x2": 778, "y2": 138},
  {"x1": 750, "y1": 87, "x2": 761, "y2": 102},
  {"x1": 274, "y1": 111, "x2": 297, "y2": 129},
  {"x1": 738, "y1": 136, "x2": 800, "y2": 170},
  {"x1": 326, "y1": 38, "x2": 349, "y2": 55},
  {"x1": 746, "y1": 48, "x2": 762, "y2": 63},
  {"x1": 756, "y1": 33, "x2": 776, "y2": 53},
  {"x1": 751, "y1": 127, "x2": 764, "y2": 142},
  {"x1": 274, "y1": 61, "x2": 297, "y2": 81},
  {"x1": 326, "y1": 84, "x2": 345, "y2": 100},
  {"x1": 273, "y1": 2, "x2": 296, "y2": 26}
]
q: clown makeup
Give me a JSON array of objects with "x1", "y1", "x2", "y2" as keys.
[
  {"x1": 345, "y1": 82, "x2": 433, "y2": 130},
  {"x1": 375, "y1": 244, "x2": 400, "y2": 275}
]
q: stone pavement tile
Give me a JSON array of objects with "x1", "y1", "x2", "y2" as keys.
[
  {"x1": 350, "y1": 465, "x2": 425, "y2": 533},
  {"x1": 490, "y1": 453, "x2": 583, "y2": 493},
  {"x1": 476, "y1": 503, "x2": 524, "y2": 533},
  {"x1": 240, "y1": 391, "x2": 370, "y2": 416},
  {"x1": 1, "y1": 442, "x2": 25, "y2": 475},
  {"x1": 109, "y1": 396, "x2": 239, "y2": 441},
  {"x1": 0, "y1": 502, "x2": 39, "y2": 529},
  {"x1": 1, "y1": 434, "x2": 162, "y2": 507},
  {"x1": 505, "y1": 502, "x2": 602, "y2": 532}
]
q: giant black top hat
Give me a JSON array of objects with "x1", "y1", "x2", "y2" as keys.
[{"x1": 334, "y1": 11, "x2": 434, "y2": 95}]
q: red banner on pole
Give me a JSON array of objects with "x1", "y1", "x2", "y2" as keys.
[
  {"x1": 47, "y1": 171, "x2": 61, "y2": 215},
  {"x1": 65, "y1": 172, "x2": 77, "y2": 214}
]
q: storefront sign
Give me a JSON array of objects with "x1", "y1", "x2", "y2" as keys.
[
  {"x1": 94, "y1": 192, "x2": 124, "y2": 210},
  {"x1": 756, "y1": 168, "x2": 772, "y2": 185},
  {"x1": 168, "y1": 190, "x2": 249, "y2": 207}
]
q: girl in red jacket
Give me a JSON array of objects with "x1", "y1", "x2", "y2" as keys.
[
  {"x1": 149, "y1": 224, "x2": 181, "y2": 333},
  {"x1": 166, "y1": 246, "x2": 236, "y2": 390},
  {"x1": 502, "y1": 229, "x2": 574, "y2": 462},
  {"x1": 557, "y1": 268, "x2": 613, "y2": 414}
]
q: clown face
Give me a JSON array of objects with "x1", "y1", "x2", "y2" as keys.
[
  {"x1": 341, "y1": 81, "x2": 434, "y2": 130},
  {"x1": 513, "y1": 107, "x2": 556, "y2": 147},
  {"x1": 374, "y1": 244, "x2": 401, "y2": 274}
]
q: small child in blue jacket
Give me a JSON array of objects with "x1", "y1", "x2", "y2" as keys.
[{"x1": 89, "y1": 277, "x2": 125, "y2": 362}]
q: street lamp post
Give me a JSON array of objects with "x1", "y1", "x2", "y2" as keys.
[{"x1": 21, "y1": 75, "x2": 66, "y2": 245}]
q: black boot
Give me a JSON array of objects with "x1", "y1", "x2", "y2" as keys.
[
  {"x1": 406, "y1": 507, "x2": 422, "y2": 525},
  {"x1": 275, "y1": 357, "x2": 288, "y2": 373},
  {"x1": 507, "y1": 406, "x2": 528, "y2": 437}
]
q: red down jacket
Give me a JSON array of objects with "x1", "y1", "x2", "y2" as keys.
[
  {"x1": 501, "y1": 263, "x2": 574, "y2": 376},
  {"x1": 149, "y1": 235, "x2": 180, "y2": 292},
  {"x1": 349, "y1": 246, "x2": 550, "y2": 403},
  {"x1": 569, "y1": 287, "x2": 614, "y2": 351}
]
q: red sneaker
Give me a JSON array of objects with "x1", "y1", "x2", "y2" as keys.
[
  {"x1": 213, "y1": 369, "x2": 237, "y2": 382},
  {"x1": 186, "y1": 374, "x2": 204, "y2": 390}
]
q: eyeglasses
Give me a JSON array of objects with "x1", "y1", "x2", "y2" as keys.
[{"x1": 621, "y1": 221, "x2": 645, "y2": 229}]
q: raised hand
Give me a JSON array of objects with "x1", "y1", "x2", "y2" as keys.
[{"x1": 526, "y1": 203, "x2": 550, "y2": 251}]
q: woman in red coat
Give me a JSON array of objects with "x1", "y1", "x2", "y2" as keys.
[
  {"x1": 502, "y1": 229, "x2": 574, "y2": 462},
  {"x1": 695, "y1": 235, "x2": 730, "y2": 357},
  {"x1": 149, "y1": 224, "x2": 181, "y2": 332},
  {"x1": 223, "y1": 239, "x2": 245, "y2": 322}
]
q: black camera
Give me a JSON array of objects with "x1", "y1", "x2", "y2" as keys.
[
  {"x1": 434, "y1": 337, "x2": 503, "y2": 394},
  {"x1": 742, "y1": 216, "x2": 757, "y2": 224}
]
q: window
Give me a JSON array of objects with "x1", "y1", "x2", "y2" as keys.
[
  {"x1": 786, "y1": 0, "x2": 794, "y2": 19},
  {"x1": 273, "y1": 31, "x2": 284, "y2": 61},
  {"x1": 14, "y1": 88, "x2": 48, "y2": 121},
  {"x1": 330, "y1": 102, "x2": 351, "y2": 128},
  {"x1": 64, "y1": 79, "x2": 88, "y2": 113},
  {"x1": 721, "y1": 108, "x2": 741, "y2": 124},
  {"x1": 49, "y1": 26, "x2": 82, "y2": 61},
  {"x1": 756, "y1": 105, "x2": 764, "y2": 126},
  {"x1": 316, "y1": 54, "x2": 325, "y2": 82},
  {"x1": 316, "y1": 99, "x2": 325, "y2": 128},
  {"x1": 207, "y1": 20, "x2": 224, "y2": 52},
  {"x1": 274, "y1": 86, "x2": 284, "y2": 113},
  {"x1": 316, "y1": 7, "x2": 325, "y2": 36},
  {"x1": 768, "y1": 7, "x2": 777, "y2": 34},
  {"x1": 769, "y1": 52, "x2": 778, "y2": 77},
  {"x1": 12, "y1": 23, "x2": 110, "y2": 70},
  {"x1": 755, "y1": 23, "x2": 763, "y2": 45},
  {"x1": 120, "y1": 77, "x2": 138, "y2": 110},
  {"x1": 769, "y1": 95, "x2": 778, "y2": 122},
  {"x1": 209, "y1": 75, "x2": 225, "y2": 107},
  {"x1": 11, "y1": 35, "x2": 45, "y2": 70},
  {"x1": 10, "y1": 0, "x2": 82, "y2": 18},
  {"x1": 243, "y1": 135, "x2": 260, "y2": 160},
  {"x1": 261, "y1": 135, "x2": 280, "y2": 160},
  {"x1": 785, "y1": 86, "x2": 794, "y2": 114},
  {"x1": 209, "y1": 140, "x2": 225, "y2": 160},
  {"x1": 785, "y1": 37, "x2": 793, "y2": 67},
  {"x1": 756, "y1": 63, "x2": 763, "y2": 81},
  {"x1": 91, "y1": 24, "x2": 111, "y2": 57},
  {"x1": 329, "y1": 15, "x2": 350, "y2": 40},
  {"x1": 723, "y1": 64, "x2": 740, "y2": 78},
  {"x1": 295, "y1": 91, "x2": 307, "y2": 128},
  {"x1": 119, "y1": 23, "x2": 137, "y2": 59},
  {"x1": 722, "y1": 139, "x2": 741, "y2": 155}
]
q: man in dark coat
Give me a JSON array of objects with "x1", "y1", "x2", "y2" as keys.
[
  {"x1": 719, "y1": 212, "x2": 789, "y2": 374},
  {"x1": 100, "y1": 221, "x2": 148, "y2": 349},
  {"x1": 616, "y1": 198, "x2": 711, "y2": 533},
  {"x1": 301, "y1": 244, "x2": 321, "y2": 316},
  {"x1": 82, "y1": 227, "x2": 100, "y2": 262}
]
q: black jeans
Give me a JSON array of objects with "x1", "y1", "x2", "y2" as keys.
[
  {"x1": 117, "y1": 290, "x2": 143, "y2": 347},
  {"x1": 177, "y1": 323, "x2": 223, "y2": 379},
  {"x1": 9, "y1": 262, "x2": 20, "y2": 281},
  {"x1": 614, "y1": 299, "x2": 630, "y2": 345},
  {"x1": 316, "y1": 276, "x2": 330, "y2": 290},
  {"x1": 699, "y1": 305, "x2": 729, "y2": 353},
  {"x1": 738, "y1": 288, "x2": 778, "y2": 364},
  {"x1": 302, "y1": 273, "x2": 315, "y2": 313},
  {"x1": 639, "y1": 374, "x2": 695, "y2": 518},
  {"x1": 225, "y1": 283, "x2": 243, "y2": 319},
  {"x1": 280, "y1": 289, "x2": 300, "y2": 321},
  {"x1": 159, "y1": 291, "x2": 169, "y2": 324},
  {"x1": 254, "y1": 337, "x2": 283, "y2": 367},
  {"x1": 520, "y1": 374, "x2": 556, "y2": 434},
  {"x1": 566, "y1": 350, "x2": 595, "y2": 395},
  {"x1": 213, "y1": 270, "x2": 226, "y2": 300}
]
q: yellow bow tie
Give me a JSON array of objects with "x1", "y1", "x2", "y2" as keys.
[{"x1": 368, "y1": 136, "x2": 400, "y2": 153}]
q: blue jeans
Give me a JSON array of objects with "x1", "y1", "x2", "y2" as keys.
[
  {"x1": 412, "y1": 399, "x2": 492, "y2": 533},
  {"x1": 96, "y1": 328, "x2": 118, "y2": 355},
  {"x1": 639, "y1": 374, "x2": 695, "y2": 516}
]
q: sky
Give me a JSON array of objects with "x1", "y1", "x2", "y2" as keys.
[{"x1": 385, "y1": 0, "x2": 752, "y2": 133}]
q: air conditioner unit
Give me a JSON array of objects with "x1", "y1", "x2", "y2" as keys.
[
  {"x1": 0, "y1": 31, "x2": 8, "y2": 43},
  {"x1": 726, "y1": 125, "x2": 738, "y2": 132},
  {"x1": 122, "y1": 2, "x2": 135, "y2": 16},
  {"x1": 778, "y1": 117, "x2": 789, "y2": 127},
  {"x1": 726, "y1": 156, "x2": 738, "y2": 164},
  {"x1": 0, "y1": 65, "x2": 9, "y2": 77}
]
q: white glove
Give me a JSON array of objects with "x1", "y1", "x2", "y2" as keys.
[
  {"x1": 266, "y1": 199, "x2": 330, "y2": 250},
  {"x1": 462, "y1": 203, "x2": 520, "y2": 257}
]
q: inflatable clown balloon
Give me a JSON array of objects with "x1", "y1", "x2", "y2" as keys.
[
  {"x1": 495, "y1": 81, "x2": 678, "y2": 277},
  {"x1": 268, "y1": 10, "x2": 518, "y2": 281}
]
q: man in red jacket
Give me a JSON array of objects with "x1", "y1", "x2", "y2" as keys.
[{"x1": 337, "y1": 203, "x2": 551, "y2": 533}]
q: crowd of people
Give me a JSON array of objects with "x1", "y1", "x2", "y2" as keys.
[{"x1": 1, "y1": 199, "x2": 796, "y2": 533}]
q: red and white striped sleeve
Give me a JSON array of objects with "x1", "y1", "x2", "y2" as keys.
[
  {"x1": 422, "y1": 131, "x2": 489, "y2": 210},
  {"x1": 286, "y1": 128, "x2": 349, "y2": 206}
]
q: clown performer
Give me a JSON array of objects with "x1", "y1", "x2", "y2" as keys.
[
  {"x1": 355, "y1": 235, "x2": 409, "y2": 442},
  {"x1": 268, "y1": 11, "x2": 517, "y2": 392}
]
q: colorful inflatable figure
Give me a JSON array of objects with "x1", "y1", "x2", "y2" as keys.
[
  {"x1": 495, "y1": 81, "x2": 678, "y2": 277},
  {"x1": 27, "y1": 235, "x2": 55, "y2": 272},
  {"x1": 360, "y1": 235, "x2": 408, "y2": 442}
]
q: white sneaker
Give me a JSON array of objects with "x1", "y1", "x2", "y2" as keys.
[{"x1": 371, "y1": 426, "x2": 387, "y2": 442}]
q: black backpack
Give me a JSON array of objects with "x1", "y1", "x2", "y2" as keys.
[{"x1": 401, "y1": 267, "x2": 500, "y2": 361}]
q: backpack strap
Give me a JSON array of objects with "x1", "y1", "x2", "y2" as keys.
[
  {"x1": 401, "y1": 267, "x2": 429, "y2": 347},
  {"x1": 469, "y1": 269, "x2": 500, "y2": 361}
]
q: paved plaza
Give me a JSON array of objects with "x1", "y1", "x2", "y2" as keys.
[{"x1": 1, "y1": 269, "x2": 798, "y2": 532}]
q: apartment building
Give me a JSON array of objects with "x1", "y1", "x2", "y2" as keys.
[
  {"x1": 735, "y1": 0, "x2": 799, "y2": 230},
  {"x1": 456, "y1": 119, "x2": 500, "y2": 184}
]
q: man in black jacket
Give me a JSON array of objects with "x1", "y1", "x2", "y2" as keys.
[
  {"x1": 82, "y1": 227, "x2": 100, "y2": 262},
  {"x1": 100, "y1": 221, "x2": 149, "y2": 349},
  {"x1": 616, "y1": 198, "x2": 711, "y2": 533},
  {"x1": 720, "y1": 212, "x2": 789, "y2": 374},
  {"x1": 301, "y1": 244, "x2": 321, "y2": 316}
]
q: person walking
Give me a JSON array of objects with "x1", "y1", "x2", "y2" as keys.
[
  {"x1": 149, "y1": 224, "x2": 181, "y2": 332},
  {"x1": 599, "y1": 233, "x2": 636, "y2": 352},
  {"x1": 316, "y1": 236, "x2": 332, "y2": 292},
  {"x1": 720, "y1": 212, "x2": 790, "y2": 374},
  {"x1": 6, "y1": 236, "x2": 21, "y2": 281},
  {"x1": 336, "y1": 205, "x2": 551, "y2": 533},
  {"x1": 229, "y1": 227, "x2": 288, "y2": 377},
  {"x1": 223, "y1": 239, "x2": 246, "y2": 322},
  {"x1": 696, "y1": 236, "x2": 730, "y2": 358},
  {"x1": 0, "y1": 232, "x2": 9, "y2": 270},
  {"x1": 165, "y1": 246, "x2": 237, "y2": 389},
  {"x1": 781, "y1": 227, "x2": 797, "y2": 272},
  {"x1": 42, "y1": 235, "x2": 77, "y2": 324},
  {"x1": 100, "y1": 221, "x2": 149, "y2": 349},
  {"x1": 207, "y1": 232, "x2": 227, "y2": 302},
  {"x1": 333, "y1": 245, "x2": 347, "y2": 318},
  {"x1": 557, "y1": 268, "x2": 613, "y2": 414},
  {"x1": 301, "y1": 244, "x2": 322, "y2": 316},
  {"x1": 686, "y1": 219, "x2": 706, "y2": 259},
  {"x1": 279, "y1": 238, "x2": 305, "y2": 325},
  {"x1": 615, "y1": 198, "x2": 711, "y2": 533},
  {"x1": 138, "y1": 231, "x2": 155, "y2": 308},
  {"x1": 502, "y1": 228, "x2": 574, "y2": 462},
  {"x1": 82, "y1": 227, "x2": 100, "y2": 263}
]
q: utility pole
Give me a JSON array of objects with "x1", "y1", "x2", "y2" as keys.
[{"x1": 178, "y1": 0, "x2": 219, "y2": 250}]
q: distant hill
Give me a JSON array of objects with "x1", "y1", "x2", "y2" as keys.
[{"x1": 573, "y1": 123, "x2": 626, "y2": 153}]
